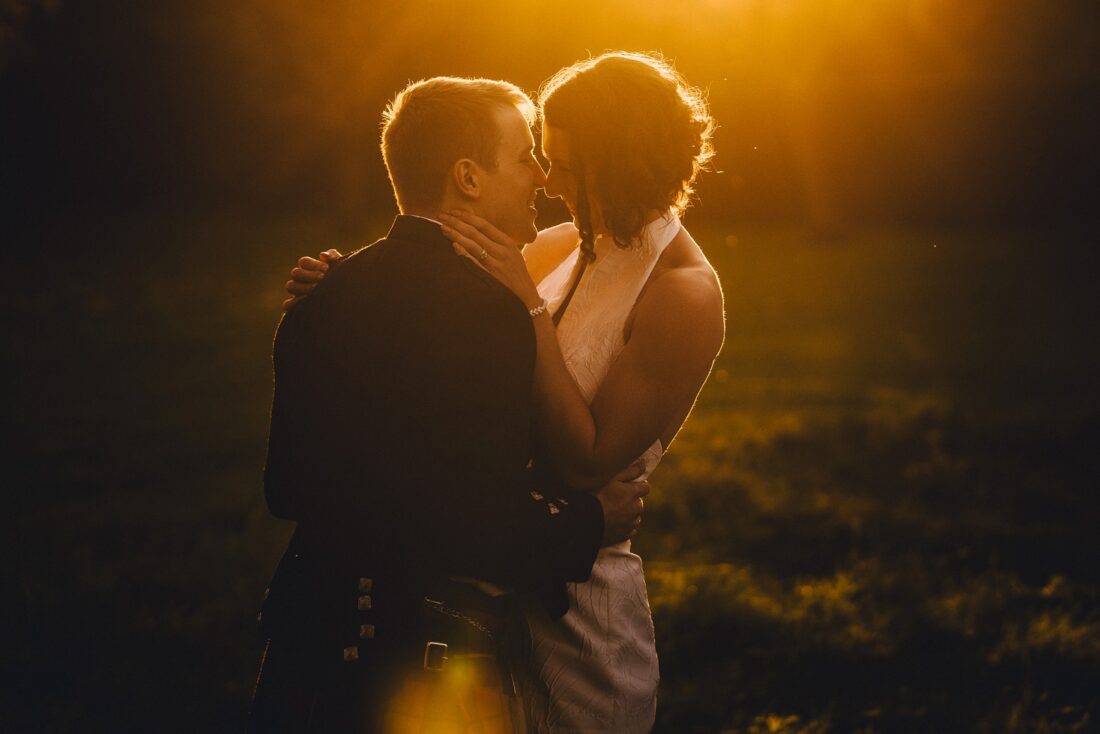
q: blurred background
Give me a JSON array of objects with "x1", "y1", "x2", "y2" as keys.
[{"x1": 4, "y1": 0, "x2": 1099, "y2": 731}]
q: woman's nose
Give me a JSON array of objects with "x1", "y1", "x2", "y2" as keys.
[{"x1": 543, "y1": 169, "x2": 562, "y2": 199}]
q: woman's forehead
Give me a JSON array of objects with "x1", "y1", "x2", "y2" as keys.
[{"x1": 540, "y1": 125, "x2": 570, "y2": 159}]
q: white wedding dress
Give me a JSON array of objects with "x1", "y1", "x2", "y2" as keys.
[{"x1": 518, "y1": 213, "x2": 681, "y2": 733}]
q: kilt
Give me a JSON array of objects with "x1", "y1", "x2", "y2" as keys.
[
  {"x1": 248, "y1": 638, "x2": 524, "y2": 733},
  {"x1": 248, "y1": 573, "x2": 526, "y2": 734}
]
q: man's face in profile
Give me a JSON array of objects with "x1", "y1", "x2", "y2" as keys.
[{"x1": 473, "y1": 105, "x2": 547, "y2": 245}]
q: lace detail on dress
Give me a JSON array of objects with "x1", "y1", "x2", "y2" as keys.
[
  {"x1": 540, "y1": 214, "x2": 679, "y2": 404},
  {"x1": 522, "y1": 213, "x2": 681, "y2": 733}
]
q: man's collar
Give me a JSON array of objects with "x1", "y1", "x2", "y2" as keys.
[
  {"x1": 387, "y1": 213, "x2": 451, "y2": 247},
  {"x1": 404, "y1": 213, "x2": 443, "y2": 227}
]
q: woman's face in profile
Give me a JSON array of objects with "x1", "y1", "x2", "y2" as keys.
[{"x1": 541, "y1": 125, "x2": 607, "y2": 236}]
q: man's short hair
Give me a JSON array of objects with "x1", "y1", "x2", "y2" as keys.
[{"x1": 381, "y1": 77, "x2": 537, "y2": 212}]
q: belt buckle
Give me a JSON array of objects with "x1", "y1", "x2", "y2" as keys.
[{"x1": 423, "y1": 641, "x2": 448, "y2": 672}]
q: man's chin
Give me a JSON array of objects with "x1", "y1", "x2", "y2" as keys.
[
  {"x1": 514, "y1": 219, "x2": 539, "y2": 246},
  {"x1": 524, "y1": 223, "x2": 540, "y2": 245}
]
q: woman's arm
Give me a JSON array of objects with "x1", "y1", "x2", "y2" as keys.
[
  {"x1": 441, "y1": 210, "x2": 725, "y2": 490},
  {"x1": 529, "y1": 266, "x2": 725, "y2": 487}
]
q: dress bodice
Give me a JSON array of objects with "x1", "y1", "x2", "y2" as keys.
[
  {"x1": 538, "y1": 213, "x2": 681, "y2": 405},
  {"x1": 537, "y1": 213, "x2": 680, "y2": 476}
]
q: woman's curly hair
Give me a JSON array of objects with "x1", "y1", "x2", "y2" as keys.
[{"x1": 539, "y1": 52, "x2": 716, "y2": 249}]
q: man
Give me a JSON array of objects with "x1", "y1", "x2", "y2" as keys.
[{"x1": 249, "y1": 77, "x2": 648, "y2": 731}]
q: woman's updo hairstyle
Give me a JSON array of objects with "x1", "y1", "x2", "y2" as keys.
[{"x1": 539, "y1": 52, "x2": 715, "y2": 249}]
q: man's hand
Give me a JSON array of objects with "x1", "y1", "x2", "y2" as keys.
[
  {"x1": 282, "y1": 249, "x2": 344, "y2": 310},
  {"x1": 593, "y1": 461, "x2": 650, "y2": 546}
]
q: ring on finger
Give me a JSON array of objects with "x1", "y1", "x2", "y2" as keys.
[{"x1": 478, "y1": 248, "x2": 489, "y2": 261}]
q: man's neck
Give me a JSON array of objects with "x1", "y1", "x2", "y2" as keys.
[{"x1": 402, "y1": 195, "x2": 471, "y2": 225}]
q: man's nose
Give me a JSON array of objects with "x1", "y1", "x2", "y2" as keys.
[{"x1": 533, "y1": 160, "x2": 548, "y2": 188}]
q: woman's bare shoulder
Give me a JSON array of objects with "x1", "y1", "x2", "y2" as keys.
[
  {"x1": 524, "y1": 221, "x2": 580, "y2": 284},
  {"x1": 648, "y1": 226, "x2": 723, "y2": 307},
  {"x1": 645, "y1": 262, "x2": 724, "y2": 333},
  {"x1": 624, "y1": 226, "x2": 724, "y2": 366},
  {"x1": 539, "y1": 220, "x2": 581, "y2": 241}
]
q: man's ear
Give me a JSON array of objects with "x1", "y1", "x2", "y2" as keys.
[{"x1": 451, "y1": 159, "x2": 481, "y2": 199}]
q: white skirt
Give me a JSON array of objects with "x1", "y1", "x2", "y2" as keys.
[{"x1": 519, "y1": 541, "x2": 659, "y2": 733}]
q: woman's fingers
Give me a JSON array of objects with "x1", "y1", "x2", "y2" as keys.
[
  {"x1": 282, "y1": 249, "x2": 338, "y2": 306},
  {"x1": 441, "y1": 224, "x2": 499, "y2": 265},
  {"x1": 449, "y1": 238, "x2": 490, "y2": 273},
  {"x1": 442, "y1": 212, "x2": 541, "y2": 307},
  {"x1": 286, "y1": 279, "x2": 314, "y2": 296},
  {"x1": 446, "y1": 209, "x2": 514, "y2": 249},
  {"x1": 440, "y1": 219, "x2": 498, "y2": 255},
  {"x1": 298, "y1": 256, "x2": 329, "y2": 272},
  {"x1": 291, "y1": 266, "x2": 326, "y2": 283},
  {"x1": 287, "y1": 253, "x2": 328, "y2": 299},
  {"x1": 439, "y1": 213, "x2": 509, "y2": 256}
]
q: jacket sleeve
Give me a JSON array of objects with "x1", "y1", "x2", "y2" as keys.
[{"x1": 262, "y1": 309, "x2": 306, "y2": 521}]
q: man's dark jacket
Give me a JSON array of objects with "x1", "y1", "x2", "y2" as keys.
[{"x1": 259, "y1": 215, "x2": 604, "y2": 665}]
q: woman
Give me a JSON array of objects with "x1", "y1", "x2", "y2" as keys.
[{"x1": 289, "y1": 52, "x2": 724, "y2": 732}]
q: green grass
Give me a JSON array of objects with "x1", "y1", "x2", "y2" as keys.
[{"x1": 7, "y1": 215, "x2": 1098, "y2": 732}]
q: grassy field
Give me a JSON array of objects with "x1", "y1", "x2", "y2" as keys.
[{"x1": 6, "y1": 214, "x2": 1099, "y2": 732}]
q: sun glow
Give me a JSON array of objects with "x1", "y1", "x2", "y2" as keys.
[{"x1": 170, "y1": 0, "x2": 1077, "y2": 229}]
